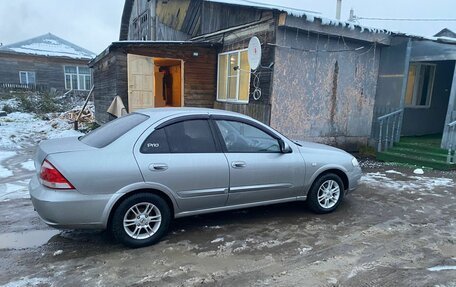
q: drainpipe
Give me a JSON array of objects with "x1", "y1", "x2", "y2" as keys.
[
  {"x1": 336, "y1": 0, "x2": 342, "y2": 20},
  {"x1": 396, "y1": 38, "x2": 413, "y2": 142}
]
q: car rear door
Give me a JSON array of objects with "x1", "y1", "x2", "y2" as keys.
[
  {"x1": 212, "y1": 117, "x2": 304, "y2": 206},
  {"x1": 134, "y1": 116, "x2": 229, "y2": 212}
]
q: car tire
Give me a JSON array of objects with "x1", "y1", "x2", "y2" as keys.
[
  {"x1": 111, "y1": 193, "x2": 171, "y2": 248},
  {"x1": 307, "y1": 173, "x2": 344, "y2": 214}
]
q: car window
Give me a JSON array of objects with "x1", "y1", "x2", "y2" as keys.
[
  {"x1": 215, "y1": 120, "x2": 280, "y2": 153},
  {"x1": 80, "y1": 113, "x2": 149, "y2": 148},
  {"x1": 141, "y1": 119, "x2": 217, "y2": 153}
]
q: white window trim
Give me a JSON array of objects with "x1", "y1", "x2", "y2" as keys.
[
  {"x1": 19, "y1": 71, "x2": 36, "y2": 85},
  {"x1": 216, "y1": 48, "x2": 251, "y2": 104},
  {"x1": 64, "y1": 66, "x2": 91, "y2": 91},
  {"x1": 405, "y1": 63, "x2": 436, "y2": 109}
]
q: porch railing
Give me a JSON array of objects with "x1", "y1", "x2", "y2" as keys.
[
  {"x1": 447, "y1": 120, "x2": 456, "y2": 164},
  {"x1": 377, "y1": 109, "x2": 403, "y2": 152}
]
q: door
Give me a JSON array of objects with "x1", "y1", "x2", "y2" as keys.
[
  {"x1": 214, "y1": 119, "x2": 304, "y2": 206},
  {"x1": 134, "y1": 118, "x2": 229, "y2": 212},
  {"x1": 127, "y1": 54, "x2": 154, "y2": 112}
]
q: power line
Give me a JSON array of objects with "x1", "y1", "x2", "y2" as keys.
[{"x1": 356, "y1": 17, "x2": 456, "y2": 22}]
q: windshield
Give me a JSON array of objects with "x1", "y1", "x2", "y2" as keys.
[{"x1": 80, "y1": 113, "x2": 149, "y2": 148}]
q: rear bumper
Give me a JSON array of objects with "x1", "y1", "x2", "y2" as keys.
[
  {"x1": 347, "y1": 167, "x2": 363, "y2": 193},
  {"x1": 29, "y1": 176, "x2": 111, "y2": 229}
]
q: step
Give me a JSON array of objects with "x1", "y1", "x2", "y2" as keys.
[
  {"x1": 377, "y1": 151, "x2": 456, "y2": 170},
  {"x1": 387, "y1": 147, "x2": 449, "y2": 161},
  {"x1": 394, "y1": 141, "x2": 448, "y2": 155}
]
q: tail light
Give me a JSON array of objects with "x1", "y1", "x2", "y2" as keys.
[{"x1": 39, "y1": 159, "x2": 74, "y2": 189}]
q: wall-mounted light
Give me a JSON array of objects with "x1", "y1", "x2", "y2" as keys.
[{"x1": 193, "y1": 52, "x2": 199, "y2": 57}]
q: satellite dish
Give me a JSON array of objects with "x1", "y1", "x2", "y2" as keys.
[{"x1": 248, "y1": 36, "x2": 262, "y2": 70}]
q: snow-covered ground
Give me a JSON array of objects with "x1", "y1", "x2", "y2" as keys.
[
  {"x1": 361, "y1": 171, "x2": 455, "y2": 193},
  {"x1": 0, "y1": 106, "x2": 85, "y2": 201},
  {"x1": 0, "y1": 112, "x2": 83, "y2": 150},
  {"x1": 0, "y1": 151, "x2": 16, "y2": 179}
]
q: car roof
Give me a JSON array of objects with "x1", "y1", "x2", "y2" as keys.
[{"x1": 134, "y1": 107, "x2": 251, "y2": 120}]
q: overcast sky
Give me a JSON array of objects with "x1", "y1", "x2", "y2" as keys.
[{"x1": 0, "y1": 0, "x2": 455, "y2": 54}]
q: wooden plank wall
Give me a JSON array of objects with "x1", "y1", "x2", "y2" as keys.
[
  {"x1": 92, "y1": 45, "x2": 217, "y2": 123},
  {"x1": 126, "y1": 45, "x2": 217, "y2": 108},
  {"x1": 201, "y1": 2, "x2": 262, "y2": 34},
  {"x1": 0, "y1": 53, "x2": 90, "y2": 91},
  {"x1": 156, "y1": 0, "x2": 201, "y2": 38},
  {"x1": 92, "y1": 50, "x2": 128, "y2": 123},
  {"x1": 199, "y1": 11, "x2": 277, "y2": 124}
]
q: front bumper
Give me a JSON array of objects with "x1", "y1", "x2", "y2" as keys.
[
  {"x1": 347, "y1": 167, "x2": 363, "y2": 193},
  {"x1": 29, "y1": 175, "x2": 112, "y2": 229}
]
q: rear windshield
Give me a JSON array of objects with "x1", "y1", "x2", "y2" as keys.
[{"x1": 80, "y1": 113, "x2": 149, "y2": 148}]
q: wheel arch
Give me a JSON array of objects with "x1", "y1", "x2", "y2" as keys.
[
  {"x1": 104, "y1": 187, "x2": 177, "y2": 230},
  {"x1": 310, "y1": 167, "x2": 349, "y2": 191}
]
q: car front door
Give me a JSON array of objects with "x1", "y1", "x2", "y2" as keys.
[
  {"x1": 213, "y1": 118, "x2": 304, "y2": 206},
  {"x1": 134, "y1": 117, "x2": 229, "y2": 212}
]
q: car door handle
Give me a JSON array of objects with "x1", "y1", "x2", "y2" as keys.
[
  {"x1": 149, "y1": 163, "x2": 168, "y2": 171},
  {"x1": 231, "y1": 161, "x2": 246, "y2": 168}
]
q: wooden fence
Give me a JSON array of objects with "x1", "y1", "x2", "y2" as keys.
[{"x1": 0, "y1": 83, "x2": 49, "y2": 92}]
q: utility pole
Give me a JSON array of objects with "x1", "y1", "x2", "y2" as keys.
[
  {"x1": 348, "y1": 8, "x2": 356, "y2": 22},
  {"x1": 336, "y1": 0, "x2": 342, "y2": 20},
  {"x1": 150, "y1": 0, "x2": 157, "y2": 41}
]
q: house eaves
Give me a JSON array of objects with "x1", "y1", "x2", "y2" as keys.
[
  {"x1": 89, "y1": 40, "x2": 220, "y2": 66},
  {"x1": 278, "y1": 13, "x2": 392, "y2": 45},
  {"x1": 206, "y1": 0, "x2": 393, "y2": 45}
]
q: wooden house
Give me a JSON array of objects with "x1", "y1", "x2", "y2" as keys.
[
  {"x1": 0, "y1": 33, "x2": 95, "y2": 92},
  {"x1": 91, "y1": 0, "x2": 456, "y2": 155}
]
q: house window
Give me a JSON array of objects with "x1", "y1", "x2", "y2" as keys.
[
  {"x1": 217, "y1": 49, "x2": 251, "y2": 103},
  {"x1": 64, "y1": 66, "x2": 92, "y2": 90},
  {"x1": 19, "y1": 71, "x2": 36, "y2": 84},
  {"x1": 405, "y1": 63, "x2": 436, "y2": 107}
]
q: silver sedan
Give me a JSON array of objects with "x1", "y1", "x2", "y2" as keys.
[{"x1": 29, "y1": 108, "x2": 362, "y2": 247}]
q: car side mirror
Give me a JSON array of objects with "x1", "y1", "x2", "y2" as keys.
[{"x1": 278, "y1": 139, "x2": 292, "y2": 153}]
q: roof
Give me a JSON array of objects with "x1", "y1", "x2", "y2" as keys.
[
  {"x1": 0, "y1": 33, "x2": 96, "y2": 60},
  {"x1": 90, "y1": 40, "x2": 220, "y2": 66},
  {"x1": 434, "y1": 28, "x2": 456, "y2": 38},
  {"x1": 205, "y1": 0, "x2": 392, "y2": 35},
  {"x1": 116, "y1": 0, "x2": 456, "y2": 49},
  {"x1": 205, "y1": 0, "x2": 320, "y2": 16},
  {"x1": 119, "y1": 0, "x2": 134, "y2": 41}
]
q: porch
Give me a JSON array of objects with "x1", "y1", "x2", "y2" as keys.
[
  {"x1": 372, "y1": 38, "x2": 456, "y2": 169},
  {"x1": 377, "y1": 134, "x2": 455, "y2": 170}
]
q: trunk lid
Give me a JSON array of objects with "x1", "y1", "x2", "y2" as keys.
[{"x1": 35, "y1": 136, "x2": 95, "y2": 171}]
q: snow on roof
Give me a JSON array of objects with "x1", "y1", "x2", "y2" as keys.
[
  {"x1": 205, "y1": 0, "x2": 393, "y2": 35},
  {"x1": 0, "y1": 33, "x2": 96, "y2": 60},
  {"x1": 205, "y1": 0, "x2": 320, "y2": 17}
]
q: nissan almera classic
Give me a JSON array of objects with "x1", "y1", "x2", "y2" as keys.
[{"x1": 29, "y1": 108, "x2": 362, "y2": 248}]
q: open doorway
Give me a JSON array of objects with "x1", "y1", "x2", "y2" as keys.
[
  {"x1": 153, "y1": 58, "x2": 183, "y2": 108},
  {"x1": 127, "y1": 54, "x2": 183, "y2": 112}
]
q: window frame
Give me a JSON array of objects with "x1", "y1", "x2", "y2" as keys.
[
  {"x1": 216, "y1": 48, "x2": 251, "y2": 104},
  {"x1": 211, "y1": 115, "x2": 285, "y2": 154},
  {"x1": 140, "y1": 116, "x2": 223, "y2": 154},
  {"x1": 19, "y1": 71, "x2": 36, "y2": 85},
  {"x1": 405, "y1": 62, "x2": 436, "y2": 109},
  {"x1": 64, "y1": 65, "x2": 92, "y2": 91}
]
